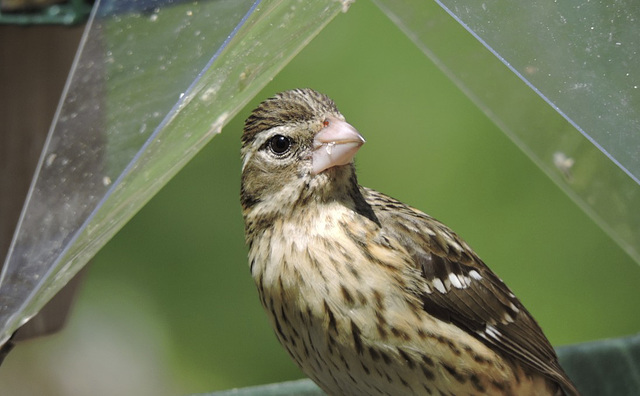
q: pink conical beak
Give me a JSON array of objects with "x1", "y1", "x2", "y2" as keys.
[{"x1": 311, "y1": 116, "x2": 365, "y2": 175}]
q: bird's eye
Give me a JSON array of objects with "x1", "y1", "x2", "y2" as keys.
[
  {"x1": 322, "y1": 119, "x2": 330, "y2": 127},
  {"x1": 269, "y1": 135, "x2": 291, "y2": 155}
]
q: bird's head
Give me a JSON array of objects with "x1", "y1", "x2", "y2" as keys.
[{"x1": 240, "y1": 89, "x2": 365, "y2": 214}]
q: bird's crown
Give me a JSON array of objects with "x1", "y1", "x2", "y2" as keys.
[{"x1": 242, "y1": 88, "x2": 339, "y2": 148}]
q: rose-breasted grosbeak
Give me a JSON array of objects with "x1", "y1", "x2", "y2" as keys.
[{"x1": 240, "y1": 89, "x2": 579, "y2": 396}]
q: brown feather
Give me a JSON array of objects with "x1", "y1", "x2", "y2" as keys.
[
  {"x1": 361, "y1": 186, "x2": 580, "y2": 396},
  {"x1": 240, "y1": 88, "x2": 580, "y2": 396}
]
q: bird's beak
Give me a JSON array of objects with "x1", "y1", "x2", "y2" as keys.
[{"x1": 311, "y1": 116, "x2": 365, "y2": 175}]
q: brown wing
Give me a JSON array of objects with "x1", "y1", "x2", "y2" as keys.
[{"x1": 362, "y1": 187, "x2": 579, "y2": 396}]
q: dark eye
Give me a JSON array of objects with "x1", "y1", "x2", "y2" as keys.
[{"x1": 269, "y1": 135, "x2": 291, "y2": 155}]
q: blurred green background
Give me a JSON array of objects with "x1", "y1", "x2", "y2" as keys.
[{"x1": 2, "y1": 1, "x2": 639, "y2": 395}]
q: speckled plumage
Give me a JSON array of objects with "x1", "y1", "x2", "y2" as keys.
[{"x1": 240, "y1": 89, "x2": 579, "y2": 396}]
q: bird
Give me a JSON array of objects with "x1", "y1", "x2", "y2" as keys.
[{"x1": 240, "y1": 88, "x2": 579, "y2": 396}]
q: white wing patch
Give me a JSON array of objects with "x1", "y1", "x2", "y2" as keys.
[
  {"x1": 432, "y1": 278, "x2": 447, "y2": 294},
  {"x1": 448, "y1": 272, "x2": 464, "y2": 289},
  {"x1": 485, "y1": 324, "x2": 502, "y2": 340},
  {"x1": 503, "y1": 313, "x2": 515, "y2": 323},
  {"x1": 423, "y1": 264, "x2": 521, "y2": 327},
  {"x1": 427, "y1": 270, "x2": 479, "y2": 294},
  {"x1": 469, "y1": 270, "x2": 482, "y2": 281}
]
